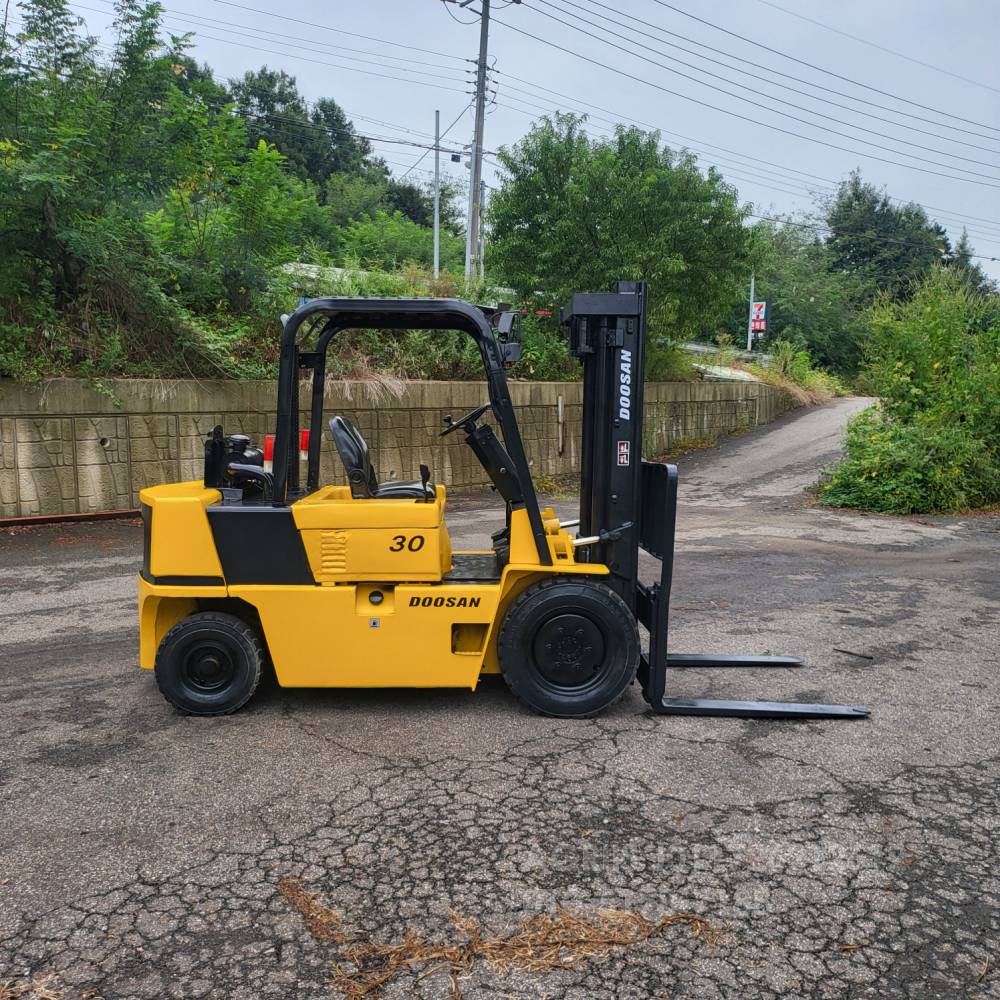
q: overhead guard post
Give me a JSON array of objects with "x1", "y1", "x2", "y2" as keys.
[{"x1": 270, "y1": 297, "x2": 551, "y2": 566}]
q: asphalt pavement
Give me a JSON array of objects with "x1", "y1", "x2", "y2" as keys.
[{"x1": 1, "y1": 397, "x2": 998, "y2": 1000}]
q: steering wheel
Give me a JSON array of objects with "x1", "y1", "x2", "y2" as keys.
[{"x1": 440, "y1": 402, "x2": 491, "y2": 437}]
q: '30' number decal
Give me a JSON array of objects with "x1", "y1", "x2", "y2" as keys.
[{"x1": 389, "y1": 535, "x2": 425, "y2": 552}]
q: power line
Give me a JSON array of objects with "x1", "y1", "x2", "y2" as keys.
[
  {"x1": 560, "y1": 0, "x2": 1000, "y2": 143},
  {"x1": 345, "y1": 111, "x2": 439, "y2": 142},
  {"x1": 217, "y1": 103, "x2": 468, "y2": 156},
  {"x1": 754, "y1": 0, "x2": 1000, "y2": 96},
  {"x1": 200, "y1": 0, "x2": 470, "y2": 62},
  {"x1": 646, "y1": 0, "x2": 1000, "y2": 135},
  {"x1": 487, "y1": 83, "x2": 1000, "y2": 248},
  {"x1": 484, "y1": 99, "x2": 1000, "y2": 258},
  {"x1": 523, "y1": 0, "x2": 1000, "y2": 180},
  {"x1": 441, "y1": 0, "x2": 480, "y2": 25},
  {"x1": 13, "y1": 13, "x2": 479, "y2": 159},
  {"x1": 60, "y1": 4, "x2": 468, "y2": 96},
  {"x1": 144, "y1": 0, "x2": 468, "y2": 74},
  {"x1": 491, "y1": 74, "x2": 1000, "y2": 240},
  {"x1": 72, "y1": 0, "x2": 1000, "y2": 232},
  {"x1": 539, "y1": 0, "x2": 1000, "y2": 145},
  {"x1": 399, "y1": 101, "x2": 473, "y2": 179},
  {"x1": 746, "y1": 213, "x2": 999, "y2": 263},
  {"x1": 152, "y1": 26, "x2": 468, "y2": 95},
  {"x1": 492, "y1": 95, "x2": 1000, "y2": 247},
  {"x1": 14, "y1": 6, "x2": 1000, "y2": 254},
  {"x1": 486, "y1": 9, "x2": 1000, "y2": 189},
  {"x1": 554, "y1": 0, "x2": 1000, "y2": 154},
  {"x1": 493, "y1": 93, "x2": 818, "y2": 202},
  {"x1": 8, "y1": 49, "x2": 995, "y2": 260},
  {"x1": 70, "y1": 1, "x2": 469, "y2": 84}
]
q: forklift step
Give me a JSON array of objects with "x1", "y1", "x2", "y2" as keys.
[
  {"x1": 443, "y1": 552, "x2": 503, "y2": 582},
  {"x1": 649, "y1": 698, "x2": 870, "y2": 719},
  {"x1": 666, "y1": 654, "x2": 802, "y2": 668}
]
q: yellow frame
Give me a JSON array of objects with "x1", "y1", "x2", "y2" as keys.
[{"x1": 138, "y1": 485, "x2": 606, "y2": 688}]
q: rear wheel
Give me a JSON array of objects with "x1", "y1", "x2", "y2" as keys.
[
  {"x1": 154, "y1": 611, "x2": 263, "y2": 716},
  {"x1": 498, "y1": 577, "x2": 639, "y2": 718}
]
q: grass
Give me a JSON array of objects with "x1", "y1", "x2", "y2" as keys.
[
  {"x1": 706, "y1": 334, "x2": 848, "y2": 406},
  {"x1": 278, "y1": 877, "x2": 715, "y2": 998},
  {"x1": 741, "y1": 362, "x2": 841, "y2": 406}
]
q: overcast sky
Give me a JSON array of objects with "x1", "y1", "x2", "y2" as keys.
[{"x1": 49, "y1": 0, "x2": 1000, "y2": 279}]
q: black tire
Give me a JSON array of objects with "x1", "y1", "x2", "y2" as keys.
[
  {"x1": 154, "y1": 612, "x2": 263, "y2": 716},
  {"x1": 498, "y1": 577, "x2": 639, "y2": 718}
]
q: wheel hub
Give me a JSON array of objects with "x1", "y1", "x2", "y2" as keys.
[
  {"x1": 532, "y1": 613, "x2": 606, "y2": 688},
  {"x1": 182, "y1": 642, "x2": 236, "y2": 692}
]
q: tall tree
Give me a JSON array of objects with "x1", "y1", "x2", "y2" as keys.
[
  {"x1": 487, "y1": 113, "x2": 754, "y2": 342},
  {"x1": 947, "y1": 229, "x2": 996, "y2": 296},
  {"x1": 726, "y1": 221, "x2": 870, "y2": 373},
  {"x1": 825, "y1": 171, "x2": 949, "y2": 301},
  {"x1": 228, "y1": 67, "x2": 369, "y2": 187}
]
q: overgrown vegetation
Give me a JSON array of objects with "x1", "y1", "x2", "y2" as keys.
[
  {"x1": 747, "y1": 340, "x2": 847, "y2": 405},
  {"x1": 0, "y1": 0, "x2": 468, "y2": 382},
  {"x1": 714, "y1": 172, "x2": 996, "y2": 375},
  {"x1": 708, "y1": 333, "x2": 844, "y2": 404},
  {"x1": 820, "y1": 269, "x2": 1000, "y2": 514}
]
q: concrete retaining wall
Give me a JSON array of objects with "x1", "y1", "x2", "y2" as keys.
[{"x1": 0, "y1": 378, "x2": 795, "y2": 518}]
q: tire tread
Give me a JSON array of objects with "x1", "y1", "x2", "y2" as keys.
[
  {"x1": 498, "y1": 576, "x2": 639, "y2": 718},
  {"x1": 154, "y1": 611, "x2": 263, "y2": 716}
]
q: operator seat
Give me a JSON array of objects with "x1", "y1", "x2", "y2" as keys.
[{"x1": 328, "y1": 416, "x2": 435, "y2": 500}]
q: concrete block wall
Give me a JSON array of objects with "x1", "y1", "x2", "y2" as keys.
[{"x1": 0, "y1": 377, "x2": 795, "y2": 518}]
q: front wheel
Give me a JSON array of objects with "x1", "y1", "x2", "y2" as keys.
[
  {"x1": 497, "y1": 577, "x2": 639, "y2": 718},
  {"x1": 154, "y1": 611, "x2": 263, "y2": 715}
]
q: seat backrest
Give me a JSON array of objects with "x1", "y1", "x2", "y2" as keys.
[{"x1": 329, "y1": 416, "x2": 379, "y2": 498}]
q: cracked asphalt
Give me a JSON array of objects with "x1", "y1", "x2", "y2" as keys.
[{"x1": 1, "y1": 396, "x2": 998, "y2": 999}]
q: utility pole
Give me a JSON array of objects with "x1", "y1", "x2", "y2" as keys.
[
  {"x1": 477, "y1": 178, "x2": 487, "y2": 278},
  {"x1": 745, "y1": 270, "x2": 755, "y2": 352},
  {"x1": 464, "y1": 0, "x2": 490, "y2": 282},
  {"x1": 433, "y1": 109, "x2": 441, "y2": 280}
]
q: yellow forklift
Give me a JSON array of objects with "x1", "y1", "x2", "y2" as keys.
[{"x1": 138, "y1": 282, "x2": 867, "y2": 721}]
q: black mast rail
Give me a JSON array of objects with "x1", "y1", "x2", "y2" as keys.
[{"x1": 561, "y1": 282, "x2": 869, "y2": 721}]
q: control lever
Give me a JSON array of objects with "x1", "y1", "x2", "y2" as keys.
[
  {"x1": 573, "y1": 521, "x2": 634, "y2": 548},
  {"x1": 419, "y1": 463, "x2": 432, "y2": 502}
]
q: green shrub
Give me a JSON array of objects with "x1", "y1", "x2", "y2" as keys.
[
  {"x1": 647, "y1": 339, "x2": 696, "y2": 381},
  {"x1": 820, "y1": 268, "x2": 1000, "y2": 513},
  {"x1": 339, "y1": 211, "x2": 464, "y2": 273},
  {"x1": 820, "y1": 407, "x2": 996, "y2": 513},
  {"x1": 511, "y1": 313, "x2": 577, "y2": 381}
]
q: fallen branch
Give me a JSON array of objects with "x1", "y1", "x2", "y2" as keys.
[{"x1": 833, "y1": 648, "x2": 875, "y2": 660}]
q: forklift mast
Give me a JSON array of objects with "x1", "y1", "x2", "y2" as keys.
[
  {"x1": 562, "y1": 280, "x2": 646, "y2": 608},
  {"x1": 562, "y1": 282, "x2": 868, "y2": 721}
]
